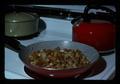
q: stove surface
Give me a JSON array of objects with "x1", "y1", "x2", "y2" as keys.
[{"x1": 5, "y1": 17, "x2": 115, "y2": 80}]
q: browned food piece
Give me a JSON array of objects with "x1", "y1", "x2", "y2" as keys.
[{"x1": 28, "y1": 47, "x2": 90, "y2": 70}]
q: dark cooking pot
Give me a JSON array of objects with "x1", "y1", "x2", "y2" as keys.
[
  {"x1": 72, "y1": 5, "x2": 116, "y2": 53},
  {"x1": 4, "y1": 36, "x2": 100, "y2": 79},
  {"x1": 5, "y1": 12, "x2": 40, "y2": 37}
]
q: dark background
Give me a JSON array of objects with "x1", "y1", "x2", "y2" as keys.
[{"x1": 0, "y1": 0, "x2": 119, "y2": 80}]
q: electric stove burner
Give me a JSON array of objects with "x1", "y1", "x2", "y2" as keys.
[{"x1": 24, "y1": 58, "x2": 106, "y2": 80}]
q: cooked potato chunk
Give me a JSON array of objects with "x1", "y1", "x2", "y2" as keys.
[{"x1": 28, "y1": 47, "x2": 90, "y2": 70}]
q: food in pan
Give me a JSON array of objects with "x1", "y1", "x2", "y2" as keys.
[{"x1": 28, "y1": 47, "x2": 91, "y2": 70}]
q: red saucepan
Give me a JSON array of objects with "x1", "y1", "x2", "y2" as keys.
[
  {"x1": 4, "y1": 36, "x2": 100, "y2": 79},
  {"x1": 72, "y1": 5, "x2": 116, "y2": 53}
]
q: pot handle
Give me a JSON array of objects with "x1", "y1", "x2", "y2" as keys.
[
  {"x1": 84, "y1": 5, "x2": 115, "y2": 14},
  {"x1": 83, "y1": 5, "x2": 115, "y2": 22},
  {"x1": 3, "y1": 36, "x2": 25, "y2": 52},
  {"x1": 71, "y1": 5, "x2": 115, "y2": 24}
]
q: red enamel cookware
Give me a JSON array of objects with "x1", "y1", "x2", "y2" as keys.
[
  {"x1": 72, "y1": 5, "x2": 116, "y2": 53},
  {"x1": 4, "y1": 36, "x2": 100, "y2": 79}
]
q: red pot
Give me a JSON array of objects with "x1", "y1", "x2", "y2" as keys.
[
  {"x1": 72, "y1": 5, "x2": 116, "y2": 53},
  {"x1": 72, "y1": 20, "x2": 115, "y2": 52}
]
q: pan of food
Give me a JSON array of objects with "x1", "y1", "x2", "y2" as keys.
[{"x1": 4, "y1": 36, "x2": 100, "y2": 79}]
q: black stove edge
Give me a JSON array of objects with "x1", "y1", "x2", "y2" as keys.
[
  {"x1": 4, "y1": 5, "x2": 116, "y2": 21},
  {"x1": 4, "y1": 5, "x2": 84, "y2": 20}
]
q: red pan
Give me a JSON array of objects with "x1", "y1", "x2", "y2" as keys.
[{"x1": 4, "y1": 36, "x2": 100, "y2": 79}]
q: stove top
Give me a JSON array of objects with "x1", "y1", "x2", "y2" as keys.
[{"x1": 5, "y1": 17, "x2": 115, "y2": 80}]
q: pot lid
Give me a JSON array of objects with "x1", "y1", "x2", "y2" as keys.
[{"x1": 5, "y1": 12, "x2": 36, "y2": 22}]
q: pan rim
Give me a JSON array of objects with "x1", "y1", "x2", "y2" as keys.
[{"x1": 19, "y1": 40, "x2": 100, "y2": 70}]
